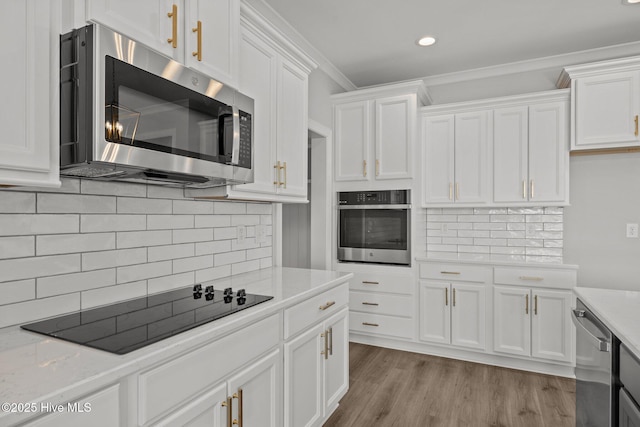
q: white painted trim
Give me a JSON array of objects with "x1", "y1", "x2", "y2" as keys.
[
  {"x1": 331, "y1": 79, "x2": 431, "y2": 106},
  {"x1": 557, "y1": 54, "x2": 640, "y2": 89}
]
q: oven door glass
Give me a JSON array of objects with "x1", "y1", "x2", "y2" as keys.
[
  {"x1": 339, "y1": 208, "x2": 408, "y2": 251},
  {"x1": 104, "y1": 56, "x2": 233, "y2": 164}
]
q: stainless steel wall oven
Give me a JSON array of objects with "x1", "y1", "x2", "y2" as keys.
[{"x1": 337, "y1": 190, "x2": 411, "y2": 266}]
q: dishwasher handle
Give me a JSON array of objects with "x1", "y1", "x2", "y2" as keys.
[{"x1": 572, "y1": 309, "x2": 611, "y2": 352}]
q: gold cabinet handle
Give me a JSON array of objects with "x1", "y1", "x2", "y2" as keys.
[
  {"x1": 362, "y1": 302, "x2": 379, "y2": 306},
  {"x1": 192, "y1": 20, "x2": 202, "y2": 61},
  {"x1": 363, "y1": 160, "x2": 367, "y2": 177},
  {"x1": 519, "y1": 276, "x2": 543, "y2": 281},
  {"x1": 445, "y1": 288, "x2": 448, "y2": 306},
  {"x1": 273, "y1": 161, "x2": 280, "y2": 186},
  {"x1": 222, "y1": 397, "x2": 232, "y2": 427},
  {"x1": 167, "y1": 4, "x2": 178, "y2": 48},
  {"x1": 522, "y1": 180, "x2": 527, "y2": 199},
  {"x1": 375, "y1": 159, "x2": 380, "y2": 176},
  {"x1": 455, "y1": 182, "x2": 460, "y2": 201},
  {"x1": 362, "y1": 322, "x2": 379, "y2": 327},
  {"x1": 530, "y1": 180, "x2": 535, "y2": 199},
  {"x1": 273, "y1": 161, "x2": 286, "y2": 187},
  {"x1": 232, "y1": 390, "x2": 243, "y2": 427},
  {"x1": 453, "y1": 288, "x2": 456, "y2": 307},
  {"x1": 319, "y1": 301, "x2": 335, "y2": 311},
  {"x1": 440, "y1": 271, "x2": 460, "y2": 275},
  {"x1": 321, "y1": 331, "x2": 328, "y2": 359},
  {"x1": 534, "y1": 295, "x2": 538, "y2": 315},
  {"x1": 362, "y1": 281, "x2": 379, "y2": 285},
  {"x1": 635, "y1": 115, "x2": 639, "y2": 137},
  {"x1": 525, "y1": 294, "x2": 529, "y2": 315},
  {"x1": 282, "y1": 161, "x2": 287, "y2": 189},
  {"x1": 328, "y1": 327, "x2": 333, "y2": 356},
  {"x1": 449, "y1": 183, "x2": 453, "y2": 201}
]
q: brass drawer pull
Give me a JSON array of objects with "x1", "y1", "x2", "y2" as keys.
[
  {"x1": 167, "y1": 4, "x2": 178, "y2": 48},
  {"x1": 445, "y1": 288, "x2": 448, "y2": 306},
  {"x1": 362, "y1": 302, "x2": 379, "y2": 306},
  {"x1": 328, "y1": 327, "x2": 333, "y2": 355},
  {"x1": 319, "y1": 301, "x2": 336, "y2": 310},
  {"x1": 362, "y1": 281, "x2": 380, "y2": 285},
  {"x1": 519, "y1": 276, "x2": 543, "y2": 281},
  {"x1": 525, "y1": 294, "x2": 529, "y2": 315},
  {"x1": 363, "y1": 160, "x2": 367, "y2": 177},
  {"x1": 440, "y1": 271, "x2": 460, "y2": 275},
  {"x1": 321, "y1": 331, "x2": 328, "y2": 359},
  {"x1": 192, "y1": 20, "x2": 202, "y2": 61},
  {"x1": 534, "y1": 295, "x2": 538, "y2": 315},
  {"x1": 221, "y1": 397, "x2": 232, "y2": 427},
  {"x1": 232, "y1": 389, "x2": 243, "y2": 426},
  {"x1": 453, "y1": 288, "x2": 456, "y2": 307},
  {"x1": 636, "y1": 115, "x2": 639, "y2": 137},
  {"x1": 362, "y1": 322, "x2": 379, "y2": 327}
]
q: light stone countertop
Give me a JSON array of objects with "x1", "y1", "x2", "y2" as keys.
[
  {"x1": 0, "y1": 267, "x2": 353, "y2": 425},
  {"x1": 417, "y1": 251, "x2": 579, "y2": 270},
  {"x1": 574, "y1": 287, "x2": 640, "y2": 360}
]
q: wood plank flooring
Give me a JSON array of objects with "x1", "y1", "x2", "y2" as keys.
[{"x1": 323, "y1": 343, "x2": 575, "y2": 427}]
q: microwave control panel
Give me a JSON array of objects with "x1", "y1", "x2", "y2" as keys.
[
  {"x1": 338, "y1": 190, "x2": 409, "y2": 205},
  {"x1": 237, "y1": 111, "x2": 252, "y2": 169}
]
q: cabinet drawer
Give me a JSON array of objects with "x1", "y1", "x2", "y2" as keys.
[
  {"x1": 349, "y1": 291, "x2": 413, "y2": 317},
  {"x1": 138, "y1": 314, "x2": 279, "y2": 425},
  {"x1": 494, "y1": 267, "x2": 576, "y2": 289},
  {"x1": 420, "y1": 263, "x2": 491, "y2": 283},
  {"x1": 349, "y1": 312, "x2": 414, "y2": 339},
  {"x1": 284, "y1": 284, "x2": 349, "y2": 339},
  {"x1": 347, "y1": 272, "x2": 414, "y2": 294},
  {"x1": 620, "y1": 344, "x2": 640, "y2": 404}
]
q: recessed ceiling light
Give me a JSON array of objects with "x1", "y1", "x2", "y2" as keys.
[
  {"x1": 623, "y1": 0, "x2": 640, "y2": 4},
  {"x1": 417, "y1": 36, "x2": 437, "y2": 47}
]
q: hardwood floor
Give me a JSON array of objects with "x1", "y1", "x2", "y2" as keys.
[{"x1": 324, "y1": 343, "x2": 575, "y2": 427}]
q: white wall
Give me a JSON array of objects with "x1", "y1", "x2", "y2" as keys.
[{"x1": 308, "y1": 68, "x2": 346, "y2": 128}]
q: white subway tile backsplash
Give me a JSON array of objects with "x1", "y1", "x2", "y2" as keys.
[
  {"x1": 426, "y1": 206, "x2": 563, "y2": 261},
  {"x1": 81, "y1": 214, "x2": 146, "y2": 232},
  {"x1": 0, "y1": 294, "x2": 80, "y2": 329},
  {"x1": 0, "y1": 254, "x2": 81, "y2": 282},
  {"x1": 117, "y1": 197, "x2": 172, "y2": 214},
  {"x1": 0, "y1": 236, "x2": 34, "y2": 259},
  {"x1": 82, "y1": 248, "x2": 147, "y2": 271},
  {"x1": 0, "y1": 214, "x2": 78, "y2": 236},
  {"x1": 38, "y1": 194, "x2": 116, "y2": 213},
  {"x1": 81, "y1": 280, "x2": 147, "y2": 309},
  {"x1": 0, "y1": 279, "x2": 35, "y2": 306},
  {"x1": 37, "y1": 233, "x2": 115, "y2": 256},
  {"x1": 37, "y1": 269, "x2": 116, "y2": 298},
  {"x1": 0, "y1": 192, "x2": 35, "y2": 213},
  {"x1": 0, "y1": 179, "x2": 272, "y2": 325}
]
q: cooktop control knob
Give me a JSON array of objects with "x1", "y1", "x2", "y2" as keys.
[
  {"x1": 224, "y1": 287, "x2": 233, "y2": 296},
  {"x1": 205, "y1": 285, "x2": 214, "y2": 301},
  {"x1": 237, "y1": 289, "x2": 246, "y2": 297},
  {"x1": 193, "y1": 284, "x2": 203, "y2": 299}
]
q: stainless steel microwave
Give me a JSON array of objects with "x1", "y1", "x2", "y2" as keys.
[{"x1": 60, "y1": 24, "x2": 254, "y2": 187}]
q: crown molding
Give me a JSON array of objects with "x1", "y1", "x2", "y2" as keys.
[
  {"x1": 241, "y1": 0, "x2": 356, "y2": 91},
  {"x1": 330, "y1": 79, "x2": 432, "y2": 105}
]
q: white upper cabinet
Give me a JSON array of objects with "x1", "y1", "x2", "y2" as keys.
[
  {"x1": 422, "y1": 111, "x2": 490, "y2": 206},
  {"x1": 0, "y1": 0, "x2": 61, "y2": 188},
  {"x1": 558, "y1": 57, "x2": 640, "y2": 151},
  {"x1": 493, "y1": 96, "x2": 568, "y2": 205},
  {"x1": 333, "y1": 81, "x2": 429, "y2": 187},
  {"x1": 87, "y1": 0, "x2": 239, "y2": 86}
]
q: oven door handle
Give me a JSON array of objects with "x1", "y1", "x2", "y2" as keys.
[
  {"x1": 571, "y1": 309, "x2": 611, "y2": 352},
  {"x1": 337, "y1": 204, "x2": 412, "y2": 210}
]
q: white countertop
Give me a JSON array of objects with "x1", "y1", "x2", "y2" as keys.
[
  {"x1": 574, "y1": 287, "x2": 640, "y2": 360},
  {"x1": 417, "y1": 251, "x2": 579, "y2": 269},
  {"x1": 0, "y1": 267, "x2": 352, "y2": 425}
]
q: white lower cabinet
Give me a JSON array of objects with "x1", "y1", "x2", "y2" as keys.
[
  {"x1": 493, "y1": 286, "x2": 573, "y2": 363},
  {"x1": 153, "y1": 383, "x2": 228, "y2": 427},
  {"x1": 419, "y1": 281, "x2": 486, "y2": 350},
  {"x1": 284, "y1": 307, "x2": 348, "y2": 427}
]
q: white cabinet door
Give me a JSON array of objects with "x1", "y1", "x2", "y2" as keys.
[
  {"x1": 284, "y1": 324, "x2": 323, "y2": 427},
  {"x1": 277, "y1": 57, "x2": 308, "y2": 198},
  {"x1": 450, "y1": 283, "x2": 486, "y2": 351},
  {"x1": 184, "y1": 0, "x2": 238, "y2": 86},
  {"x1": 153, "y1": 383, "x2": 227, "y2": 427},
  {"x1": 335, "y1": 101, "x2": 370, "y2": 181},
  {"x1": 227, "y1": 350, "x2": 281, "y2": 427},
  {"x1": 574, "y1": 71, "x2": 640, "y2": 149},
  {"x1": 423, "y1": 115, "x2": 455, "y2": 204},
  {"x1": 87, "y1": 0, "x2": 174, "y2": 58},
  {"x1": 493, "y1": 106, "x2": 528, "y2": 203},
  {"x1": 232, "y1": 27, "x2": 278, "y2": 196},
  {"x1": 375, "y1": 95, "x2": 413, "y2": 180},
  {"x1": 419, "y1": 281, "x2": 450, "y2": 344},
  {"x1": 531, "y1": 289, "x2": 573, "y2": 363},
  {"x1": 493, "y1": 286, "x2": 531, "y2": 357},
  {"x1": 0, "y1": 0, "x2": 60, "y2": 187},
  {"x1": 528, "y1": 101, "x2": 567, "y2": 203},
  {"x1": 324, "y1": 308, "x2": 349, "y2": 415},
  {"x1": 454, "y1": 111, "x2": 490, "y2": 204}
]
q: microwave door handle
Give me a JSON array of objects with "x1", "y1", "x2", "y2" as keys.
[{"x1": 230, "y1": 105, "x2": 240, "y2": 165}]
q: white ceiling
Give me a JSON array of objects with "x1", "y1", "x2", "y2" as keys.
[{"x1": 260, "y1": 0, "x2": 640, "y2": 88}]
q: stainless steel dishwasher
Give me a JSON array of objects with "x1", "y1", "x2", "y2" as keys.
[{"x1": 572, "y1": 298, "x2": 617, "y2": 427}]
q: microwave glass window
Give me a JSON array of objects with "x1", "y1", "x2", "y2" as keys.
[
  {"x1": 104, "y1": 56, "x2": 233, "y2": 163},
  {"x1": 339, "y1": 209, "x2": 408, "y2": 250}
]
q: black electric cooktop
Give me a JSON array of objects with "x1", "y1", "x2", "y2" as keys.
[{"x1": 21, "y1": 285, "x2": 273, "y2": 355}]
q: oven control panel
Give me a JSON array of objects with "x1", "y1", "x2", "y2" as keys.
[{"x1": 338, "y1": 190, "x2": 409, "y2": 205}]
